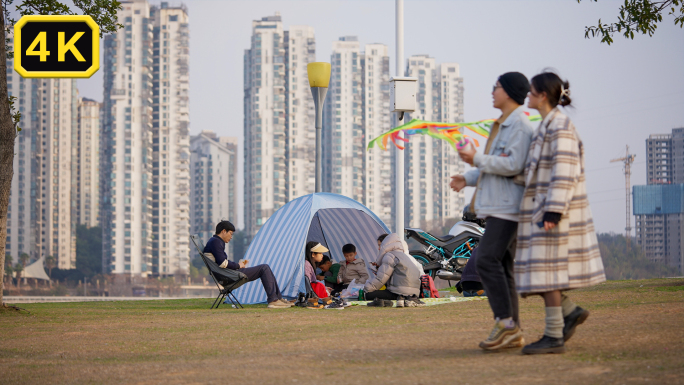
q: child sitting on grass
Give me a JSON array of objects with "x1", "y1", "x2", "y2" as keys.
[
  {"x1": 338, "y1": 244, "x2": 370, "y2": 285},
  {"x1": 317, "y1": 256, "x2": 336, "y2": 287},
  {"x1": 318, "y1": 244, "x2": 370, "y2": 294}
]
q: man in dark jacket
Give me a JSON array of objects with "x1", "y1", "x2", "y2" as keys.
[{"x1": 203, "y1": 220, "x2": 290, "y2": 309}]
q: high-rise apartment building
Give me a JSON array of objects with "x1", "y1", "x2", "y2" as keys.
[
  {"x1": 634, "y1": 184, "x2": 684, "y2": 274},
  {"x1": 673, "y1": 128, "x2": 684, "y2": 183},
  {"x1": 322, "y1": 37, "x2": 364, "y2": 201},
  {"x1": 647, "y1": 133, "x2": 674, "y2": 184},
  {"x1": 151, "y1": 3, "x2": 191, "y2": 276},
  {"x1": 321, "y1": 37, "x2": 394, "y2": 226},
  {"x1": 284, "y1": 26, "x2": 316, "y2": 201},
  {"x1": 647, "y1": 129, "x2": 684, "y2": 185},
  {"x1": 102, "y1": 0, "x2": 154, "y2": 276},
  {"x1": 636, "y1": 127, "x2": 684, "y2": 275},
  {"x1": 40, "y1": 79, "x2": 79, "y2": 270},
  {"x1": 77, "y1": 97, "x2": 101, "y2": 228},
  {"x1": 102, "y1": 0, "x2": 190, "y2": 275},
  {"x1": 244, "y1": 14, "x2": 314, "y2": 238},
  {"x1": 437, "y1": 63, "x2": 466, "y2": 223},
  {"x1": 5, "y1": 49, "x2": 39, "y2": 263},
  {"x1": 403, "y1": 55, "x2": 466, "y2": 229},
  {"x1": 190, "y1": 132, "x2": 238, "y2": 258},
  {"x1": 361, "y1": 44, "x2": 392, "y2": 225},
  {"x1": 405, "y1": 55, "x2": 439, "y2": 229}
]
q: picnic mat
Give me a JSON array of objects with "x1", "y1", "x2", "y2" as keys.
[{"x1": 347, "y1": 295, "x2": 487, "y2": 307}]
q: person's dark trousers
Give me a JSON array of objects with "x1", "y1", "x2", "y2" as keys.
[
  {"x1": 365, "y1": 290, "x2": 399, "y2": 301},
  {"x1": 475, "y1": 217, "x2": 519, "y2": 324},
  {"x1": 239, "y1": 264, "x2": 281, "y2": 303}
]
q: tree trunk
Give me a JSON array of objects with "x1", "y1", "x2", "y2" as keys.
[{"x1": 0, "y1": 3, "x2": 17, "y2": 305}]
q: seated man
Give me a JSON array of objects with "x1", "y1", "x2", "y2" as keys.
[{"x1": 203, "y1": 220, "x2": 291, "y2": 309}]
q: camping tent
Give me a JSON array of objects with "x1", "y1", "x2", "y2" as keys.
[{"x1": 233, "y1": 193, "x2": 391, "y2": 304}]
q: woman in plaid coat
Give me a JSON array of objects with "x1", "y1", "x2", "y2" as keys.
[{"x1": 515, "y1": 72, "x2": 605, "y2": 354}]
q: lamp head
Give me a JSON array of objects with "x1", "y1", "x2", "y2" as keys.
[{"x1": 307, "y1": 62, "x2": 331, "y2": 88}]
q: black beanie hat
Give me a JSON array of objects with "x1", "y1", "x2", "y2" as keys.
[{"x1": 498, "y1": 72, "x2": 530, "y2": 105}]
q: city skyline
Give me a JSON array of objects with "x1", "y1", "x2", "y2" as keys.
[
  {"x1": 76, "y1": 0, "x2": 684, "y2": 236},
  {"x1": 8, "y1": 1, "x2": 682, "y2": 273},
  {"x1": 241, "y1": 17, "x2": 467, "y2": 238}
]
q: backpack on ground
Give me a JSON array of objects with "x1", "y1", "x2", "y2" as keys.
[{"x1": 420, "y1": 275, "x2": 440, "y2": 298}]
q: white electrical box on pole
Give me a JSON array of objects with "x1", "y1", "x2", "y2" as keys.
[{"x1": 389, "y1": 76, "x2": 417, "y2": 116}]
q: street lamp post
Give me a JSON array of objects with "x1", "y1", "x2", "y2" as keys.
[
  {"x1": 307, "y1": 62, "x2": 331, "y2": 193},
  {"x1": 395, "y1": 0, "x2": 405, "y2": 236}
]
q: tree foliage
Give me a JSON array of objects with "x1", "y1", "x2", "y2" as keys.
[
  {"x1": 598, "y1": 233, "x2": 680, "y2": 279},
  {"x1": 579, "y1": 0, "x2": 684, "y2": 44},
  {"x1": 44, "y1": 255, "x2": 55, "y2": 278},
  {"x1": 18, "y1": 252, "x2": 28, "y2": 267},
  {"x1": 76, "y1": 225, "x2": 102, "y2": 277}
]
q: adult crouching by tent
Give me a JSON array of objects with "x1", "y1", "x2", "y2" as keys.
[{"x1": 364, "y1": 233, "x2": 423, "y2": 308}]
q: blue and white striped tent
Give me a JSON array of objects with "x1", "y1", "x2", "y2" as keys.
[{"x1": 233, "y1": 193, "x2": 390, "y2": 304}]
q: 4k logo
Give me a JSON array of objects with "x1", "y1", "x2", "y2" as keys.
[{"x1": 14, "y1": 15, "x2": 100, "y2": 78}]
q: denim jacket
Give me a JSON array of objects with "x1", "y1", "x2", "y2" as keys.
[{"x1": 463, "y1": 106, "x2": 534, "y2": 218}]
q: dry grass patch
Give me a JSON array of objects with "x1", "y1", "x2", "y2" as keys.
[{"x1": 1, "y1": 278, "x2": 683, "y2": 384}]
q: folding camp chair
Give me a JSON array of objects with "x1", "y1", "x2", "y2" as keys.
[
  {"x1": 190, "y1": 234, "x2": 249, "y2": 309},
  {"x1": 304, "y1": 276, "x2": 319, "y2": 300}
]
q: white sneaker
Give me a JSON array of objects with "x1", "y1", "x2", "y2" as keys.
[{"x1": 395, "y1": 296, "x2": 405, "y2": 308}]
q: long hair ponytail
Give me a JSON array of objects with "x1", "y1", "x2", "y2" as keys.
[
  {"x1": 530, "y1": 71, "x2": 572, "y2": 108},
  {"x1": 305, "y1": 241, "x2": 319, "y2": 271}
]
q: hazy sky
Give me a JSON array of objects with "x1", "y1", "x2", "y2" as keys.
[{"x1": 76, "y1": 0, "x2": 684, "y2": 233}]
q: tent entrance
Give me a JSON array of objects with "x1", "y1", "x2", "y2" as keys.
[{"x1": 306, "y1": 208, "x2": 386, "y2": 277}]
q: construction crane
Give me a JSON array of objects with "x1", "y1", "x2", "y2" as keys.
[{"x1": 610, "y1": 145, "x2": 637, "y2": 245}]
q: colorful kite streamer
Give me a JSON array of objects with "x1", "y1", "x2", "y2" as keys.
[{"x1": 367, "y1": 113, "x2": 541, "y2": 151}]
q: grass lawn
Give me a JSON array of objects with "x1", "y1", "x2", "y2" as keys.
[{"x1": 1, "y1": 279, "x2": 683, "y2": 384}]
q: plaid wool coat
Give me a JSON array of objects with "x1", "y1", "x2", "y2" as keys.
[{"x1": 515, "y1": 108, "x2": 605, "y2": 294}]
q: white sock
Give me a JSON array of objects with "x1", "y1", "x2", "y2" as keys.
[
  {"x1": 561, "y1": 294, "x2": 577, "y2": 317},
  {"x1": 544, "y1": 306, "x2": 564, "y2": 339},
  {"x1": 499, "y1": 317, "x2": 515, "y2": 329}
]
